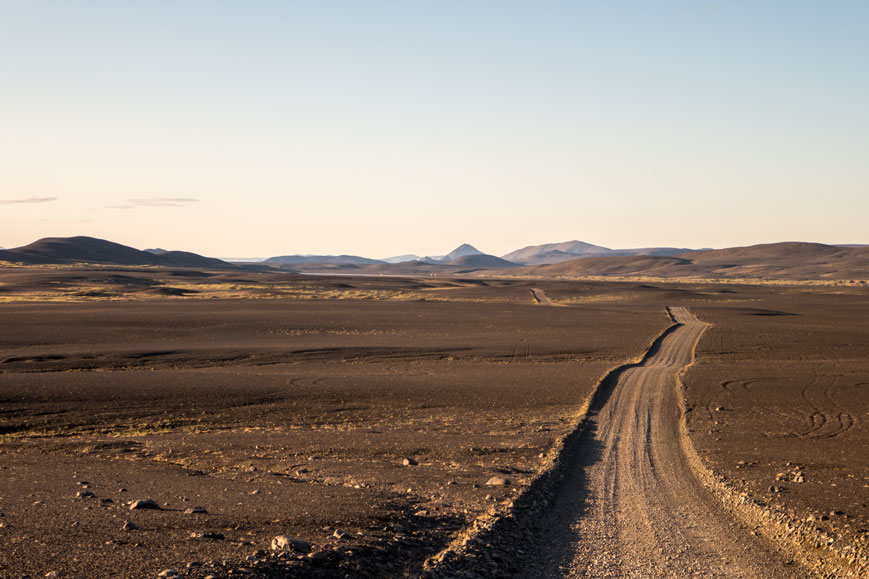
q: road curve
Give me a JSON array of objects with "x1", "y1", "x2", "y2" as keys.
[
  {"x1": 519, "y1": 307, "x2": 801, "y2": 578},
  {"x1": 531, "y1": 288, "x2": 555, "y2": 306}
]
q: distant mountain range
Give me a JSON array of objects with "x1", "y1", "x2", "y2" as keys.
[
  {"x1": 381, "y1": 254, "x2": 421, "y2": 264},
  {"x1": 0, "y1": 237, "x2": 866, "y2": 281},
  {"x1": 502, "y1": 240, "x2": 698, "y2": 264},
  {"x1": 264, "y1": 254, "x2": 384, "y2": 266},
  {"x1": 265, "y1": 244, "x2": 495, "y2": 267},
  {"x1": 509, "y1": 242, "x2": 869, "y2": 281},
  {"x1": 262, "y1": 241, "x2": 701, "y2": 268}
]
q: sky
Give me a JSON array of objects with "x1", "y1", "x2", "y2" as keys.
[{"x1": 1, "y1": 1, "x2": 867, "y2": 258}]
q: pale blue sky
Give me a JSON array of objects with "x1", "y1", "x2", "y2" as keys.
[{"x1": 1, "y1": 1, "x2": 867, "y2": 257}]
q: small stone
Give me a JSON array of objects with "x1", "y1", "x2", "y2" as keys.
[
  {"x1": 122, "y1": 521, "x2": 138, "y2": 531},
  {"x1": 44, "y1": 573, "x2": 63, "y2": 578},
  {"x1": 186, "y1": 561, "x2": 202, "y2": 569},
  {"x1": 190, "y1": 531, "x2": 225, "y2": 541},
  {"x1": 130, "y1": 499, "x2": 161, "y2": 510},
  {"x1": 119, "y1": 488, "x2": 127, "y2": 492},
  {"x1": 157, "y1": 570, "x2": 178, "y2": 578},
  {"x1": 76, "y1": 490, "x2": 96, "y2": 499},
  {"x1": 250, "y1": 489, "x2": 261, "y2": 495},
  {"x1": 333, "y1": 529, "x2": 347, "y2": 540},
  {"x1": 715, "y1": 406, "x2": 726, "y2": 411},
  {"x1": 402, "y1": 458, "x2": 418, "y2": 466},
  {"x1": 486, "y1": 476, "x2": 510, "y2": 487},
  {"x1": 101, "y1": 498, "x2": 114, "y2": 504},
  {"x1": 184, "y1": 506, "x2": 208, "y2": 515},
  {"x1": 271, "y1": 535, "x2": 311, "y2": 553}
]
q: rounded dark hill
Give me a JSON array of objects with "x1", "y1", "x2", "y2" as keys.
[
  {"x1": 680, "y1": 242, "x2": 848, "y2": 261},
  {"x1": 154, "y1": 250, "x2": 231, "y2": 268},
  {"x1": 0, "y1": 236, "x2": 233, "y2": 268},
  {"x1": 5, "y1": 236, "x2": 163, "y2": 265}
]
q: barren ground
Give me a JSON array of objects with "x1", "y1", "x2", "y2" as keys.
[{"x1": 0, "y1": 268, "x2": 866, "y2": 577}]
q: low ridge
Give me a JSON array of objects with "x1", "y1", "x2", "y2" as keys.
[{"x1": 0, "y1": 236, "x2": 231, "y2": 268}]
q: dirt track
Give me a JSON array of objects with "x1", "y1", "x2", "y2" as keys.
[
  {"x1": 518, "y1": 307, "x2": 802, "y2": 578},
  {"x1": 530, "y1": 288, "x2": 554, "y2": 305}
]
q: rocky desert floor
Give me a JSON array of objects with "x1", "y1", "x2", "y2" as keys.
[{"x1": 0, "y1": 268, "x2": 866, "y2": 577}]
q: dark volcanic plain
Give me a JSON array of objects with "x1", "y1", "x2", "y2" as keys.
[{"x1": 0, "y1": 266, "x2": 866, "y2": 577}]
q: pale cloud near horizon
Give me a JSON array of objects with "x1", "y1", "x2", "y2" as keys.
[
  {"x1": 111, "y1": 197, "x2": 201, "y2": 209},
  {"x1": 128, "y1": 197, "x2": 200, "y2": 207},
  {"x1": 0, "y1": 196, "x2": 57, "y2": 205}
]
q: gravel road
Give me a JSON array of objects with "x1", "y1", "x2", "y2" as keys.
[{"x1": 518, "y1": 307, "x2": 803, "y2": 578}]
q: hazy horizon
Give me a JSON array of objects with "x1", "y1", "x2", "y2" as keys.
[{"x1": 3, "y1": 1, "x2": 868, "y2": 257}]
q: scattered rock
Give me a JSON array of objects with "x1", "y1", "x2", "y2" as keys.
[
  {"x1": 157, "y1": 570, "x2": 178, "y2": 577},
  {"x1": 486, "y1": 476, "x2": 510, "y2": 487},
  {"x1": 250, "y1": 489, "x2": 261, "y2": 495},
  {"x1": 184, "y1": 506, "x2": 208, "y2": 515},
  {"x1": 402, "y1": 458, "x2": 418, "y2": 466},
  {"x1": 101, "y1": 498, "x2": 113, "y2": 504},
  {"x1": 76, "y1": 490, "x2": 96, "y2": 499},
  {"x1": 189, "y1": 531, "x2": 225, "y2": 541},
  {"x1": 130, "y1": 499, "x2": 161, "y2": 510},
  {"x1": 186, "y1": 561, "x2": 202, "y2": 569},
  {"x1": 333, "y1": 529, "x2": 347, "y2": 540},
  {"x1": 122, "y1": 521, "x2": 138, "y2": 531},
  {"x1": 271, "y1": 535, "x2": 311, "y2": 553},
  {"x1": 44, "y1": 572, "x2": 63, "y2": 578}
]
